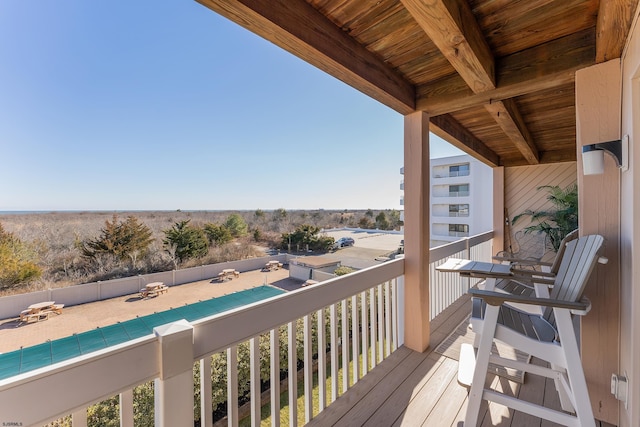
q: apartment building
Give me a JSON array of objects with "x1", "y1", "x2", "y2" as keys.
[{"x1": 401, "y1": 154, "x2": 493, "y2": 247}]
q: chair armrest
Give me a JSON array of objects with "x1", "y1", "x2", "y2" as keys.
[{"x1": 468, "y1": 288, "x2": 591, "y2": 312}]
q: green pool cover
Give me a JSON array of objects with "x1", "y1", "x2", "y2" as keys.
[{"x1": 0, "y1": 286, "x2": 284, "y2": 381}]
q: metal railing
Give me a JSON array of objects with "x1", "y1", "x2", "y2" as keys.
[{"x1": 0, "y1": 231, "x2": 494, "y2": 426}]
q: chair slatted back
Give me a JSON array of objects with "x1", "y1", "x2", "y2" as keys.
[
  {"x1": 548, "y1": 229, "x2": 579, "y2": 275},
  {"x1": 544, "y1": 234, "x2": 604, "y2": 327}
]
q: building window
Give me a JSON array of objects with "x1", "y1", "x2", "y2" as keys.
[
  {"x1": 449, "y1": 204, "x2": 469, "y2": 217},
  {"x1": 448, "y1": 184, "x2": 469, "y2": 196},
  {"x1": 449, "y1": 224, "x2": 469, "y2": 237},
  {"x1": 449, "y1": 163, "x2": 470, "y2": 177}
]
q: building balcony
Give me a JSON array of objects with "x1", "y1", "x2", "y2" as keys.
[
  {"x1": 0, "y1": 233, "x2": 498, "y2": 426},
  {"x1": 433, "y1": 170, "x2": 471, "y2": 179}
]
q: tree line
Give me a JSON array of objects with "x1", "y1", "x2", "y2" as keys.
[{"x1": 0, "y1": 209, "x2": 403, "y2": 294}]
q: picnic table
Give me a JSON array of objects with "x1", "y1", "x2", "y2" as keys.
[
  {"x1": 139, "y1": 282, "x2": 169, "y2": 298},
  {"x1": 217, "y1": 269, "x2": 240, "y2": 281},
  {"x1": 264, "y1": 260, "x2": 283, "y2": 271},
  {"x1": 19, "y1": 301, "x2": 64, "y2": 324}
]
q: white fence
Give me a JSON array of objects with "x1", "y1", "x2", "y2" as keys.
[{"x1": 0, "y1": 254, "x2": 289, "y2": 320}]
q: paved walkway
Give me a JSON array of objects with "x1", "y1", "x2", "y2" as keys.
[{"x1": 0, "y1": 268, "x2": 300, "y2": 353}]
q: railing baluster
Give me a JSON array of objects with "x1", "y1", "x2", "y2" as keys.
[
  {"x1": 369, "y1": 288, "x2": 376, "y2": 367},
  {"x1": 377, "y1": 284, "x2": 384, "y2": 360},
  {"x1": 200, "y1": 357, "x2": 213, "y2": 427},
  {"x1": 330, "y1": 303, "x2": 338, "y2": 402},
  {"x1": 287, "y1": 322, "x2": 297, "y2": 427},
  {"x1": 270, "y1": 329, "x2": 280, "y2": 427},
  {"x1": 227, "y1": 346, "x2": 239, "y2": 427},
  {"x1": 317, "y1": 308, "x2": 326, "y2": 410},
  {"x1": 360, "y1": 291, "x2": 368, "y2": 375},
  {"x1": 341, "y1": 299, "x2": 349, "y2": 393},
  {"x1": 120, "y1": 389, "x2": 134, "y2": 427},
  {"x1": 72, "y1": 408, "x2": 87, "y2": 427},
  {"x1": 351, "y1": 295, "x2": 359, "y2": 384},
  {"x1": 384, "y1": 281, "x2": 391, "y2": 357},
  {"x1": 250, "y1": 337, "x2": 260, "y2": 427},
  {"x1": 391, "y1": 279, "x2": 398, "y2": 351},
  {"x1": 303, "y1": 314, "x2": 313, "y2": 422},
  {"x1": 397, "y1": 275, "x2": 405, "y2": 348}
]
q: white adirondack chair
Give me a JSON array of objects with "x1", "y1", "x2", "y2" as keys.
[
  {"x1": 489, "y1": 228, "x2": 579, "y2": 298},
  {"x1": 463, "y1": 234, "x2": 606, "y2": 427}
]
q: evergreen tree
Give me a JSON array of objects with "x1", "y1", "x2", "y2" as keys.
[
  {"x1": 81, "y1": 215, "x2": 153, "y2": 269},
  {"x1": 375, "y1": 211, "x2": 390, "y2": 230},
  {"x1": 163, "y1": 220, "x2": 209, "y2": 264},
  {"x1": 204, "y1": 223, "x2": 232, "y2": 246},
  {"x1": 223, "y1": 213, "x2": 248, "y2": 237}
]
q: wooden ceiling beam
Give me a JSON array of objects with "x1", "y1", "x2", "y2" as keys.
[
  {"x1": 400, "y1": 0, "x2": 545, "y2": 165},
  {"x1": 197, "y1": 0, "x2": 416, "y2": 114},
  {"x1": 484, "y1": 99, "x2": 539, "y2": 165},
  {"x1": 401, "y1": 0, "x2": 494, "y2": 92},
  {"x1": 430, "y1": 114, "x2": 500, "y2": 167},
  {"x1": 417, "y1": 28, "x2": 596, "y2": 115},
  {"x1": 596, "y1": 0, "x2": 639, "y2": 62}
]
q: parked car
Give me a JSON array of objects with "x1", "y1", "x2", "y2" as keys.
[{"x1": 334, "y1": 237, "x2": 355, "y2": 249}]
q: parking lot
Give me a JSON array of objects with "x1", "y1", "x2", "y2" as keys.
[{"x1": 322, "y1": 229, "x2": 404, "y2": 269}]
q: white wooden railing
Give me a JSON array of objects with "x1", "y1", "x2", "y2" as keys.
[
  {"x1": 0, "y1": 231, "x2": 493, "y2": 426},
  {"x1": 429, "y1": 231, "x2": 494, "y2": 319}
]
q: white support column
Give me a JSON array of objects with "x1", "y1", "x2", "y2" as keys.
[
  {"x1": 403, "y1": 111, "x2": 431, "y2": 352},
  {"x1": 120, "y1": 389, "x2": 134, "y2": 427},
  {"x1": 200, "y1": 357, "x2": 213, "y2": 427},
  {"x1": 153, "y1": 320, "x2": 194, "y2": 427}
]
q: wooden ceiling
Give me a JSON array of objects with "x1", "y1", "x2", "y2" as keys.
[{"x1": 197, "y1": 0, "x2": 638, "y2": 167}]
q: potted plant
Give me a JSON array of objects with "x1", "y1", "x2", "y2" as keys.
[{"x1": 512, "y1": 184, "x2": 578, "y2": 252}]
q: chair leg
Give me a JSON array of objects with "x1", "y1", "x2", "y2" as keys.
[
  {"x1": 555, "y1": 309, "x2": 596, "y2": 427},
  {"x1": 465, "y1": 304, "x2": 500, "y2": 427},
  {"x1": 550, "y1": 363, "x2": 574, "y2": 412}
]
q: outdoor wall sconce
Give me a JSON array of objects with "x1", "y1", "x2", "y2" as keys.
[{"x1": 582, "y1": 135, "x2": 629, "y2": 175}]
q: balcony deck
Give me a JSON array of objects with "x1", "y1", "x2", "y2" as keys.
[{"x1": 308, "y1": 295, "x2": 615, "y2": 427}]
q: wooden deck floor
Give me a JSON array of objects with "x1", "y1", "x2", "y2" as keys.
[{"x1": 307, "y1": 295, "x2": 615, "y2": 427}]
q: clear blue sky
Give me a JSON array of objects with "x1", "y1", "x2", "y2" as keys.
[{"x1": 0, "y1": 0, "x2": 462, "y2": 211}]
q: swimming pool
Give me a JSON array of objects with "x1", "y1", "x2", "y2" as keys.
[{"x1": 0, "y1": 285, "x2": 284, "y2": 380}]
